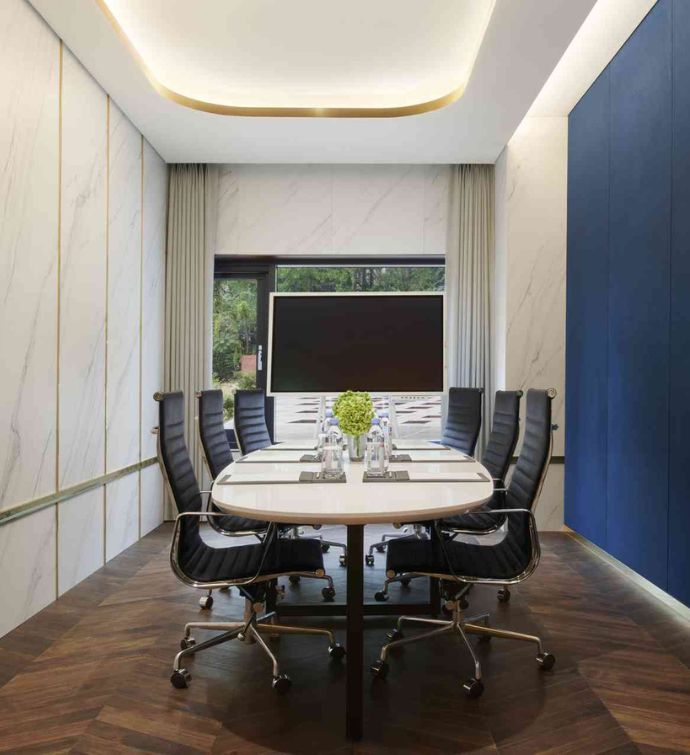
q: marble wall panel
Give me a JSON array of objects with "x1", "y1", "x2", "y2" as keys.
[
  {"x1": 0, "y1": 1, "x2": 59, "y2": 510},
  {"x1": 58, "y1": 48, "x2": 107, "y2": 488},
  {"x1": 140, "y1": 464, "x2": 164, "y2": 536},
  {"x1": 106, "y1": 103, "x2": 141, "y2": 472},
  {"x1": 141, "y1": 142, "x2": 167, "y2": 461},
  {"x1": 57, "y1": 488, "x2": 104, "y2": 595},
  {"x1": 0, "y1": 507, "x2": 56, "y2": 637},
  {"x1": 105, "y1": 473, "x2": 139, "y2": 561}
]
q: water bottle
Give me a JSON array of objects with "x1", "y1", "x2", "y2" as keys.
[
  {"x1": 316, "y1": 409, "x2": 333, "y2": 457},
  {"x1": 366, "y1": 418, "x2": 387, "y2": 477},
  {"x1": 321, "y1": 418, "x2": 344, "y2": 479},
  {"x1": 379, "y1": 411, "x2": 392, "y2": 458}
]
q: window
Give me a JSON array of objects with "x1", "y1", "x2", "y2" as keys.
[{"x1": 212, "y1": 258, "x2": 444, "y2": 444}]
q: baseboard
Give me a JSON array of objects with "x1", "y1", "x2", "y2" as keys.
[{"x1": 564, "y1": 526, "x2": 690, "y2": 621}]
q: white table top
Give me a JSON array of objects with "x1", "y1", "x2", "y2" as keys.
[{"x1": 211, "y1": 442, "x2": 493, "y2": 525}]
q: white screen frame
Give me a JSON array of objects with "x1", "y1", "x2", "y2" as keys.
[{"x1": 266, "y1": 291, "x2": 447, "y2": 397}]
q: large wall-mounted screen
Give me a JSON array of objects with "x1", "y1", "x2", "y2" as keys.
[{"x1": 267, "y1": 293, "x2": 444, "y2": 395}]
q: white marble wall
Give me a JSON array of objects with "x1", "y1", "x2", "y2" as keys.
[
  {"x1": 59, "y1": 48, "x2": 108, "y2": 489},
  {"x1": 0, "y1": 0, "x2": 59, "y2": 511},
  {"x1": 494, "y1": 116, "x2": 568, "y2": 530},
  {"x1": 216, "y1": 164, "x2": 451, "y2": 255},
  {"x1": 0, "y1": 0, "x2": 167, "y2": 638},
  {"x1": 0, "y1": 508, "x2": 56, "y2": 638},
  {"x1": 58, "y1": 488, "x2": 104, "y2": 595},
  {"x1": 105, "y1": 474, "x2": 139, "y2": 561},
  {"x1": 141, "y1": 142, "x2": 167, "y2": 462},
  {"x1": 107, "y1": 103, "x2": 142, "y2": 472}
]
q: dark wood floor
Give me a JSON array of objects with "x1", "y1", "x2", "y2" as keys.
[{"x1": 1, "y1": 524, "x2": 690, "y2": 754}]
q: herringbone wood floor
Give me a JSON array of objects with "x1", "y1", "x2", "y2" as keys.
[{"x1": 1, "y1": 525, "x2": 689, "y2": 754}]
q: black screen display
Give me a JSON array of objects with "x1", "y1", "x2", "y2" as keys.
[{"x1": 268, "y1": 294, "x2": 444, "y2": 393}]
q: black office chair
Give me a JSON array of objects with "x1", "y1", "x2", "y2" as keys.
[
  {"x1": 440, "y1": 389, "x2": 522, "y2": 537},
  {"x1": 370, "y1": 388, "x2": 556, "y2": 698},
  {"x1": 367, "y1": 386, "x2": 485, "y2": 563},
  {"x1": 197, "y1": 389, "x2": 269, "y2": 540},
  {"x1": 441, "y1": 386, "x2": 484, "y2": 454},
  {"x1": 154, "y1": 391, "x2": 344, "y2": 693},
  {"x1": 234, "y1": 389, "x2": 348, "y2": 569}
]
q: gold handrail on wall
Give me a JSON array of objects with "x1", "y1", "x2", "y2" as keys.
[{"x1": 0, "y1": 457, "x2": 157, "y2": 527}]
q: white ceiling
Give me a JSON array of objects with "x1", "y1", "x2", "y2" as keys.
[{"x1": 29, "y1": 0, "x2": 597, "y2": 163}]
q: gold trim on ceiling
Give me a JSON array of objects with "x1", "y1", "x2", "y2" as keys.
[{"x1": 94, "y1": 0, "x2": 471, "y2": 118}]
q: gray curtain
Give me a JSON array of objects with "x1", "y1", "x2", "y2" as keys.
[
  {"x1": 445, "y1": 164, "x2": 494, "y2": 451},
  {"x1": 164, "y1": 164, "x2": 218, "y2": 517}
]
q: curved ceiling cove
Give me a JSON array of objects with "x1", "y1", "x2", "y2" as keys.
[{"x1": 96, "y1": 0, "x2": 495, "y2": 117}]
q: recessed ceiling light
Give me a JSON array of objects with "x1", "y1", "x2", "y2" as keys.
[{"x1": 97, "y1": 0, "x2": 495, "y2": 117}]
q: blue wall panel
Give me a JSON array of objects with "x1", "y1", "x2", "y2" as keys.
[
  {"x1": 668, "y1": 0, "x2": 690, "y2": 605},
  {"x1": 565, "y1": 71, "x2": 610, "y2": 547},
  {"x1": 606, "y1": 0, "x2": 672, "y2": 588}
]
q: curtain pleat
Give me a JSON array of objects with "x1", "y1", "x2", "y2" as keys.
[
  {"x1": 163, "y1": 165, "x2": 218, "y2": 518},
  {"x1": 446, "y1": 164, "x2": 494, "y2": 451}
]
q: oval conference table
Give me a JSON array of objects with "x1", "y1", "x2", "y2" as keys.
[{"x1": 212, "y1": 441, "x2": 493, "y2": 741}]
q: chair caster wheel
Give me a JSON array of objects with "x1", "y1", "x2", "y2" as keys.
[
  {"x1": 180, "y1": 637, "x2": 196, "y2": 651},
  {"x1": 199, "y1": 595, "x2": 213, "y2": 610},
  {"x1": 462, "y1": 677, "x2": 484, "y2": 698},
  {"x1": 329, "y1": 642, "x2": 346, "y2": 660},
  {"x1": 321, "y1": 587, "x2": 336, "y2": 601},
  {"x1": 400, "y1": 577, "x2": 411, "y2": 588},
  {"x1": 441, "y1": 603, "x2": 453, "y2": 618},
  {"x1": 365, "y1": 555, "x2": 375, "y2": 567},
  {"x1": 386, "y1": 629, "x2": 403, "y2": 642},
  {"x1": 375, "y1": 545, "x2": 386, "y2": 554},
  {"x1": 370, "y1": 659, "x2": 388, "y2": 678},
  {"x1": 339, "y1": 554, "x2": 347, "y2": 567},
  {"x1": 536, "y1": 652, "x2": 555, "y2": 670},
  {"x1": 374, "y1": 591, "x2": 388, "y2": 602},
  {"x1": 321, "y1": 543, "x2": 330, "y2": 553},
  {"x1": 170, "y1": 669, "x2": 191, "y2": 689},
  {"x1": 497, "y1": 588, "x2": 511, "y2": 603},
  {"x1": 289, "y1": 575, "x2": 301, "y2": 585},
  {"x1": 459, "y1": 596, "x2": 470, "y2": 610},
  {"x1": 272, "y1": 674, "x2": 292, "y2": 693}
]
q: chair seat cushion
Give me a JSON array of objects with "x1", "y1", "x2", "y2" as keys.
[
  {"x1": 386, "y1": 522, "x2": 531, "y2": 581},
  {"x1": 180, "y1": 536, "x2": 324, "y2": 583},
  {"x1": 439, "y1": 511, "x2": 505, "y2": 533},
  {"x1": 214, "y1": 513, "x2": 269, "y2": 533}
]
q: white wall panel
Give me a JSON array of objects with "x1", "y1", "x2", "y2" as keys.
[
  {"x1": 59, "y1": 48, "x2": 107, "y2": 488},
  {"x1": 141, "y1": 141, "x2": 167, "y2": 461},
  {"x1": 216, "y1": 164, "x2": 450, "y2": 256},
  {"x1": 140, "y1": 464, "x2": 164, "y2": 536},
  {"x1": 0, "y1": 1, "x2": 59, "y2": 510},
  {"x1": 106, "y1": 103, "x2": 141, "y2": 471},
  {"x1": 0, "y1": 507, "x2": 56, "y2": 637},
  {"x1": 105, "y1": 473, "x2": 139, "y2": 561},
  {"x1": 57, "y1": 488, "x2": 103, "y2": 595}
]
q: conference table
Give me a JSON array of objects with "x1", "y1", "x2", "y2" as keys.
[{"x1": 211, "y1": 441, "x2": 493, "y2": 741}]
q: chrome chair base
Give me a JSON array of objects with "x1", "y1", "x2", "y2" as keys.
[
  {"x1": 171, "y1": 599, "x2": 346, "y2": 692},
  {"x1": 370, "y1": 599, "x2": 555, "y2": 697}
]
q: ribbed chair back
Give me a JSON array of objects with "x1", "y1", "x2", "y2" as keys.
[
  {"x1": 155, "y1": 391, "x2": 204, "y2": 550},
  {"x1": 506, "y1": 389, "x2": 554, "y2": 513},
  {"x1": 198, "y1": 389, "x2": 233, "y2": 479},
  {"x1": 234, "y1": 390, "x2": 272, "y2": 455},
  {"x1": 441, "y1": 387, "x2": 483, "y2": 455},
  {"x1": 481, "y1": 390, "x2": 522, "y2": 485}
]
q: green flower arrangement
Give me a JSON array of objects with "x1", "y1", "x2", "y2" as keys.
[{"x1": 332, "y1": 391, "x2": 375, "y2": 437}]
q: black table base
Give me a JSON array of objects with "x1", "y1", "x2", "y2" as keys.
[{"x1": 274, "y1": 524, "x2": 440, "y2": 742}]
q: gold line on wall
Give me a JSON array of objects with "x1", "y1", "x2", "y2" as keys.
[
  {"x1": 55, "y1": 39, "x2": 63, "y2": 598},
  {"x1": 93, "y1": 0, "x2": 469, "y2": 119},
  {"x1": 138, "y1": 134, "x2": 144, "y2": 538},
  {"x1": 104, "y1": 94, "x2": 110, "y2": 562}
]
